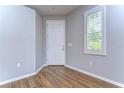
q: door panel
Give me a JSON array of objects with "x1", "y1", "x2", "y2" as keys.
[{"x1": 46, "y1": 20, "x2": 65, "y2": 65}]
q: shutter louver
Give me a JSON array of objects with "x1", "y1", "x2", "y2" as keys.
[{"x1": 87, "y1": 11, "x2": 102, "y2": 51}]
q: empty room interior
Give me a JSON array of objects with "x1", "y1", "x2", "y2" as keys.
[{"x1": 0, "y1": 5, "x2": 124, "y2": 88}]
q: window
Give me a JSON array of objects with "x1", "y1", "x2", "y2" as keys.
[{"x1": 84, "y1": 6, "x2": 106, "y2": 55}]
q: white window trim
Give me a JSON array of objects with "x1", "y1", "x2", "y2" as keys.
[{"x1": 84, "y1": 6, "x2": 106, "y2": 56}]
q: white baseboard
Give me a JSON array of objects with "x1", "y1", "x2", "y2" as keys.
[
  {"x1": 45, "y1": 64, "x2": 65, "y2": 66},
  {"x1": 0, "y1": 72, "x2": 36, "y2": 85},
  {"x1": 65, "y1": 65, "x2": 124, "y2": 88},
  {"x1": 0, "y1": 64, "x2": 46, "y2": 85},
  {"x1": 35, "y1": 64, "x2": 47, "y2": 74},
  {"x1": 1, "y1": 64, "x2": 123, "y2": 87}
]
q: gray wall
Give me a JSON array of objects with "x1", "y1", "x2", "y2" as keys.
[
  {"x1": 35, "y1": 12, "x2": 44, "y2": 70},
  {"x1": 66, "y1": 5, "x2": 124, "y2": 84},
  {"x1": 0, "y1": 6, "x2": 45, "y2": 82},
  {"x1": 43, "y1": 16, "x2": 65, "y2": 64},
  {"x1": 0, "y1": 6, "x2": 36, "y2": 81}
]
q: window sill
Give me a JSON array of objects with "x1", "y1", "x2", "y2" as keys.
[{"x1": 84, "y1": 51, "x2": 107, "y2": 56}]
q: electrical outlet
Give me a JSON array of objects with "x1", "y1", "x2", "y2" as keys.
[
  {"x1": 89, "y1": 61, "x2": 93, "y2": 66},
  {"x1": 17, "y1": 62, "x2": 21, "y2": 68}
]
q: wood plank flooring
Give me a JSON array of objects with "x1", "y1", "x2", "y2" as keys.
[{"x1": 0, "y1": 66, "x2": 119, "y2": 88}]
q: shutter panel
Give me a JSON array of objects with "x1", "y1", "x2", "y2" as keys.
[{"x1": 87, "y1": 11, "x2": 102, "y2": 51}]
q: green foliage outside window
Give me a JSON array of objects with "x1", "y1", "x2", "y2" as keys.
[{"x1": 87, "y1": 11, "x2": 102, "y2": 51}]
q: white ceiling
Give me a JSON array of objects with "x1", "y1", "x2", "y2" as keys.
[{"x1": 27, "y1": 5, "x2": 80, "y2": 16}]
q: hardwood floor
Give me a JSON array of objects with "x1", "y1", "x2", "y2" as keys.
[{"x1": 0, "y1": 66, "x2": 119, "y2": 88}]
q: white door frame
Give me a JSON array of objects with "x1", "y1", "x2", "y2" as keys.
[{"x1": 46, "y1": 20, "x2": 66, "y2": 65}]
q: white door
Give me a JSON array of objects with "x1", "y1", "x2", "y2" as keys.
[{"x1": 46, "y1": 20, "x2": 65, "y2": 65}]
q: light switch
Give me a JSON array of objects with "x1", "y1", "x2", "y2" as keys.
[{"x1": 68, "y1": 43, "x2": 72, "y2": 46}]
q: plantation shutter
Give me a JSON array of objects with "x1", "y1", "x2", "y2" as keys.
[{"x1": 87, "y1": 10, "x2": 102, "y2": 51}]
